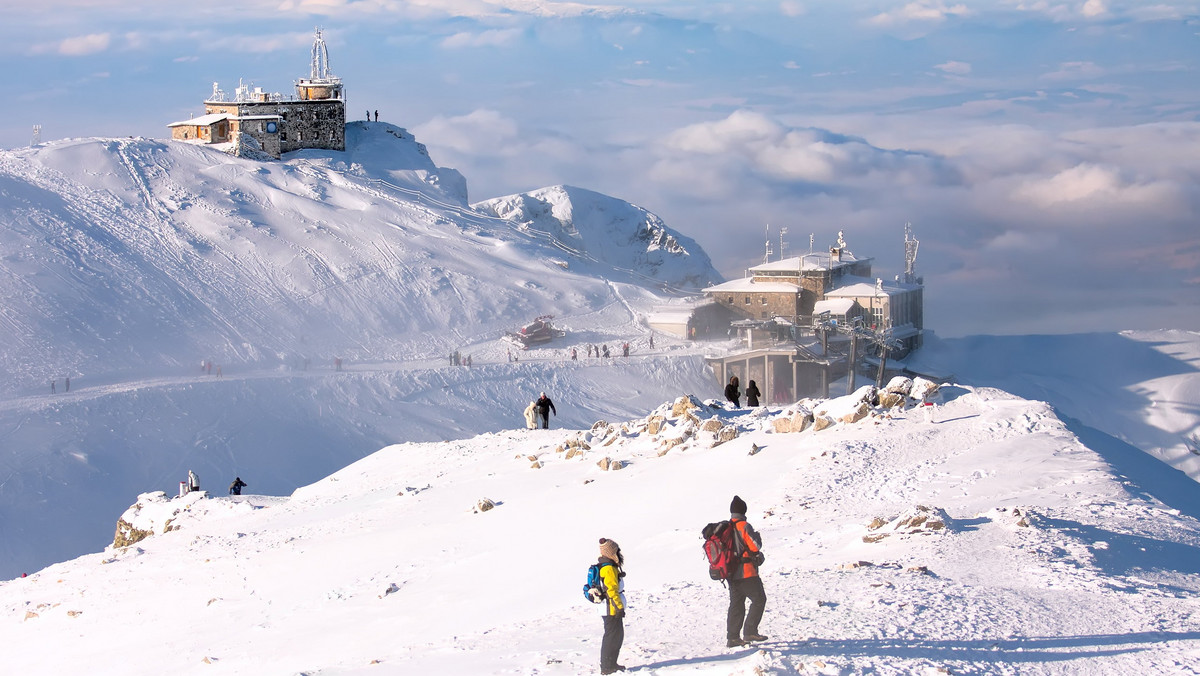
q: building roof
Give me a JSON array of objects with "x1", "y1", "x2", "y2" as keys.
[
  {"x1": 750, "y1": 251, "x2": 872, "y2": 274},
  {"x1": 813, "y1": 298, "x2": 858, "y2": 315},
  {"x1": 705, "y1": 278, "x2": 801, "y2": 294},
  {"x1": 824, "y1": 276, "x2": 920, "y2": 298},
  {"x1": 167, "y1": 113, "x2": 229, "y2": 128}
]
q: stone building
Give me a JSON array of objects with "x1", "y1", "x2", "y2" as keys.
[
  {"x1": 168, "y1": 30, "x2": 346, "y2": 159},
  {"x1": 704, "y1": 232, "x2": 922, "y2": 349},
  {"x1": 702, "y1": 230, "x2": 926, "y2": 401}
]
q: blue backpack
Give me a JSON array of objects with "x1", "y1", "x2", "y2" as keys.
[{"x1": 583, "y1": 562, "x2": 610, "y2": 603}]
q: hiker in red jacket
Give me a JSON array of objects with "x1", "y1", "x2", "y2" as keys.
[{"x1": 726, "y1": 495, "x2": 767, "y2": 647}]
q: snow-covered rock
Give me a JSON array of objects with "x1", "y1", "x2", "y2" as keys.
[{"x1": 474, "y1": 185, "x2": 722, "y2": 290}]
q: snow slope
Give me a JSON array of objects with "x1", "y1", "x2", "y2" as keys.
[
  {"x1": 2, "y1": 386, "x2": 1198, "y2": 675},
  {"x1": 0, "y1": 124, "x2": 725, "y2": 579},
  {"x1": 911, "y1": 330, "x2": 1200, "y2": 480},
  {"x1": 0, "y1": 123, "x2": 719, "y2": 395}
]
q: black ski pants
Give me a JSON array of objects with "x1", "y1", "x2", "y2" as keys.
[
  {"x1": 727, "y1": 575, "x2": 766, "y2": 640},
  {"x1": 601, "y1": 614, "x2": 624, "y2": 669}
]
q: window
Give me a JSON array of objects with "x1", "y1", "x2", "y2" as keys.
[
  {"x1": 744, "y1": 296, "x2": 751, "y2": 305},
  {"x1": 761, "y1": 298, "x2": 768, "y2": 305}
]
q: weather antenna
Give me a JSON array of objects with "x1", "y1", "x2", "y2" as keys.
[{"x1": 903, "y1": 222, "x2": 920, "y2": 284}]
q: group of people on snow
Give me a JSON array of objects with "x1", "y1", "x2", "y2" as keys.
[
  {"x1": 723, "y1": 376, "x2": 761, "y2": 408},
  {"x1": 589, "y1": 495, "x2": 767, "y2": 674},
  {"x1": 523, "y1": 392, "x2": 557, "y2": 429}
]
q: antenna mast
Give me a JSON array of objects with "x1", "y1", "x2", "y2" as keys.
[
  {"x1": 903, "y1": 222, "x2": 920, "y2": 284},
  {"x1": 763, "y1": 223, "x2": 772, "y2": 264},
  {"x1": 311, "y1": 27, "x2": 333, "y2": 80},
  {"x1": 30, "y1": 125, "x2": 41, "y2": 146},
  {"x1": 779, "y1": 227, "x2": 788, "y2": 261}
]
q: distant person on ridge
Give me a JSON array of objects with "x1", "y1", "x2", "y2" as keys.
[
  {"x1": 187, "y1": 470, "x2": 201, "y2": 493},
  {"x1": 724, "y1": 376, "x2": 741, "y2": 408},
  {"x1": 745, "y1": 380, "x2": 761, "y2": 407},
  {"x1": 523, "y1": 400, "x2": 538, "y2": 430},
  {"x1": 594, "y1": 537, "x2": 627, "y2": 675},
  {"x1": 535, "y1": 392, "x2": 557, "y2": 429},
  {"x1": 726, "y1": 495, "x2": 767, "y2": 647},
  {"x1": 229, "y1": 477, "x2": 247, "y2": 496}
]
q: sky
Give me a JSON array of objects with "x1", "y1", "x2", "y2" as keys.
[{"x1": 2, "y1": 0, "x2": 1198, "y2": 336}]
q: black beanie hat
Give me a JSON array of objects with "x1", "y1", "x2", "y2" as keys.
[{"x1": 730, "y1": 495, "x2": 747, "y2": 514}]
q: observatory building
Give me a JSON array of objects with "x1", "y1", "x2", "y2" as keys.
[{"x1": 168, "y1": 30, "x2": 346, "y2": 159}]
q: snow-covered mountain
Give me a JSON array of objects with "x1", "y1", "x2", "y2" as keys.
[
  {"x1": 0, "y1": 122, "x2": 719, "y2": 396},
  {"x1": 0, "y1": 123, "x2": 723, "y2": 579},
  {"x1": 2, "y1": 372, "x2": 1199, "y2": 674},
  {"x1": 475, "y1": 185, "x2": 720, "y2": 292},
  {"x1": 2, "y1": 121, "x2": 1198, "y2": 674}
]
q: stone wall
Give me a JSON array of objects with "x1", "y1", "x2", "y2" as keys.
[{"x1": 203, "y1": 99, "x2": 345, "y2": 159}]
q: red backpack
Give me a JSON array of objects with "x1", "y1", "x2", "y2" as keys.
[{"x1": 702, "y1": 520, "x2": 741, "y2": 581}]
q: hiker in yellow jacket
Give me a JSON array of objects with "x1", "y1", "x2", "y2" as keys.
[{"x1": 597, "y1": 537, "x2": 626, "y2": 674}]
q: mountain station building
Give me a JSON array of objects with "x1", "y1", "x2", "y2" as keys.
[
  {"x1": 702, "y1": 231, "x2": 925, "y2": 402},
  {"x1": 168, "y1": 30, "x2": 346, "y2": 159}
]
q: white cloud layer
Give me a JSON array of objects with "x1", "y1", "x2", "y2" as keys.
[
  {"x1": 55, "y1": 33, "x2": 111, "y2": 56},
  {"x1": 866, "y1": 1, "x2": 970, "y2": 27}
]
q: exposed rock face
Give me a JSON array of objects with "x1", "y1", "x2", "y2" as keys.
[
  {"x1": 715, "y1": 426, "x2": 739, "y2": 445},
  {"x1": 597, "y1": 457, "x2": 625, "y2": 471},
  {"x1": 812, "y1": 416, "x2": 835, "y2": 431},
  {"x1": 701, "y1": 418, "x2": 723, "y2": 433},
  {"x1": 474, "y1": 498, "x2": 496, "y2": 513},
  {"x1": 841, "y1": 402, "x2": 871, "y2": 424},
  {"x1": 113, "y1": 520, "x2": 156, "y2": 549},
  {"x1": 646, "y1": 415, "x2": 666, "y2": 435},
  {"x1": 911, "y1": 377, "x2": 940, "y2": 401},
  {"x1": 863, "y1": 505, "x2": 950, "y2": 542},
  {"x1": 885, "y1": 376, "x2": 913, "y2": 396},
  {"x1": 878, "y1": 392, "x2": 906, "y2": 409},
  {"x1": 771, "y1": 405, "x2": 814, "y2": 433},
  {"x1": 671, "y1": 395, "x2": 704, "y2": 418},
  {"x1": 111, "y1": 491, "x2": 182, "y2": 549}
]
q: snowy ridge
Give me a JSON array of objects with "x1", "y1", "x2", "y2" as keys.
[
  {"x1": 0, "y1": 123, "x2": 719, "y2": 395},
  {"x1": 0, "y1": 122, "x2": 726, "y2": 579},
  {"x1": 2, "y1": 384, "x2": 1199, "y2": 674}
]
